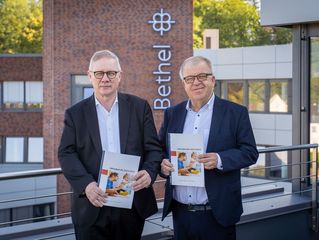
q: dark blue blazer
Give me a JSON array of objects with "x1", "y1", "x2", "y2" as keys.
[
  {"x1": 159, "y1": 96, "x2": 258, "y2": 227},
  {"x1": 58, "y1": 93, "x2": 162, "y2": 227}
]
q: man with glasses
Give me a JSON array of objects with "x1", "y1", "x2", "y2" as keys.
[
  {"x1": 159, "y1": 56, "x2": 258, "y2": 240},
  {"x1": 58, "y1": 49, "x2": 162, "y2": 240}
]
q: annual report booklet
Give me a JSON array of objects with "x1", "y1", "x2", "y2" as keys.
[
  {"x1": 170, "y1": 133, "x2": 204, "y2": 187},
  {"x1": 98, "y1": 151, "x2": 140, "y2": 209}
]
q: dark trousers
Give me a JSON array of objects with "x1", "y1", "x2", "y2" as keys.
[
  {"x1": 172, "y1": 201, "x2": 236, "y2": 240},
  {"x1": 74, "y1": 206, "x2": 144, "y2": 240}
]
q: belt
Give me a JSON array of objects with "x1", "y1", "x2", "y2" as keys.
[{"x1": 173, "y1": 200, "x2": 212, "y2": 212}]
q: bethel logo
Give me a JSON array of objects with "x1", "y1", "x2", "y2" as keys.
[
  {"x1": 148, "y1": 8, "x2": 174, "y2": 110},
  {"x1": 148, "y1": 8, "x2": 175, "y2": 36}
]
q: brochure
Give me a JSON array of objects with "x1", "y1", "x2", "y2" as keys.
[
  {"x1": 170, "y1": 133, "x2": 204, "y2": 187},
  {"x1": 98, "y1": 151, "x2": 140, "y2": 209}
]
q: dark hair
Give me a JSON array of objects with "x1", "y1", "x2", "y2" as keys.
[
  {"x1": 178, "y1": 152, "x2": 186, "y2": 158},
  {"x1": 191, "y1": 152, "x2": 197, "y2": 158},
  {"x1": 109, "y1": 172, "x2": 118, "y2": 178}
]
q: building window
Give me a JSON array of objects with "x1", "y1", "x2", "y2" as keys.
[
  {"x1": 71, "y1": 75, "x2": 92, "y2": 105},
  {"x1": 0, "y1": 81, "x2": 43, "y2": 111},
  {"x1": 218, "y1": 79, "x2": 291, "y2": 113},
  {"x1": 227, "y1": 82, "x2": 244, "y2": 105},
  {"x1": 25, "y1": 82, "x2": 43, "y2": 110},
  {"x1": 28, "y1": 137, "x2": 43, "y2": 163},
  {"x1": 0, "y1": 209, "x2": 11, "y2": 227},
  {"x1": 269, "y1": 151, "x2": 288, "y2": 179},
  {"x1": 33, "y1": 203, "x2": 54, "y2": 222},
  {"x1": 1, "y1": 137, "x2": 43, "y2": 164},
  {"x1": 3, "y1": 81, "x2": 24, "y2": 109},
  {"x1": 248, "y1": 80, "x2": 265, "y2": 112},
  {"x1": 83, "y1": 87, "x2": 94, "y2": 99},
  {"x1": 270, "y1": 80, "x2": 289, "y2": 112},
  {"x1": 244, "y1": 148, "x2": 266, "y2": 178},
  {"x1": 12, "y1": 206, "x2": 33, "y2": 225},
  {"x1": 243, "y1": 146, "x2": 288, "y2": 180},
  {"x1": 0, "y1": 203, "x2": 54, "y2": 226},
  {"x1": 5, "y1": 137, "x2": 24, "y2": 163}
]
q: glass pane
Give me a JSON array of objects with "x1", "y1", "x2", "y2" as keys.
[
  {"x1": 83, "y1": 87, "x2": 94, "y2": 99},
  {"x1": 12, "y1": 206, "x2": 33, "y2": 225},
  {"x1": 28, "y1": 137, "x2": 43, "y2": 163},
  {"x1": 71, "y1": 75, "x2": 91, "y2": 105},
  {"x1": 3, "y1": 82, "x2": 24, "y2": 109},
  {"x1": 220, "y1": 81, "x2": 226, "y2": 99},
  {"x1": 270, "y1": 81, "x2": 288, "y2": 112},
  {"x1": 0, "y1": 209, "x2": 11, "y2": 227},
  {"x1": 269, "y1": 151, "x2": 288, "y2": 179},
  {"x1": 248, "y1": 81, "x2": 265, "y2": 111},
  {"x1": 310, "y1": 37, "x2": 319, "y2": 146},
  {"x1": 25, "y1": 82, "x2": 43, "y2": 109},
  {"x1": 244, "y1": 148, "x2": 266, "y2": 178},
  {"x1": 6, "y1": 137, "x2": 24, "y2": 163},
  {"x1": 33, "y1": 203, "x2": 54, "y2": 222},
  {"x1": 227, "y1": 82, "x2": 244, "y2": 105}
]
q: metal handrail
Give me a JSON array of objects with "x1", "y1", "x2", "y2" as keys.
[
  {"x1": 0, "y1": 144, "x2": 317, "y2": 181},
  {"x1": 257, "y1": 143, "x2": 318, "y2": 153},
  {"x1": 0, "y1": 143, "x2": 318, "y2": 237},
  {"x1": 0, "y1": 168, "x2": 62, "y2": 180}
]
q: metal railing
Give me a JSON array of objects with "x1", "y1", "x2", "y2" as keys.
[
  {"x1": 241, "y1": 143, "x2": 318, "y2": 231},
  {"x1": 0, "y1": 143, "x2": 318, "y2": 239}
]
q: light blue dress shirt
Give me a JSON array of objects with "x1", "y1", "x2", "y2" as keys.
[
  {"x1": 95, "y1": 95, "x2": 121, "y2": 154},
  {"x1": 173, "y1": 93, "x2": 222, "y2": 205}
]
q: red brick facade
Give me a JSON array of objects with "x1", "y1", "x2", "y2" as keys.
[
  {"x1": 0, "y1": 55, "x2": 42, "y2": 82},
  {"x1": 0, "y1": 55, "x2": 42, "y2": 136},
  {"x1": 42, "y1": 0, "x2": 193, "y2": 212}
]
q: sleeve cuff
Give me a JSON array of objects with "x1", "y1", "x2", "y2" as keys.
[
  {"x1": 159, "y1": 171, "x2": 169, "y2": 179},
  {"x1": 216, "y1": 153, "x2": 223, "y2": 170}
]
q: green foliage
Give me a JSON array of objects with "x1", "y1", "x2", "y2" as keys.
[
  {"x1": 194, "y1": 0, "x2": 292, "y2": 48},
  {"x1": 0, "y1": 0, "x2": 42, "y2": 53}
]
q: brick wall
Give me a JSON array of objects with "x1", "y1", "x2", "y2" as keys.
[
  {"x1": 0, "y1": 112, "x2": 42, "y2": 136},
  {"x1": 0, "y1": 55, "x2": 42, "y2": 82},
  {"x1": 0, "y1": 55, "x2": 42, "y2": 136},
  {"x1": 43, "y1": 0, "x2": 193, "y2": 213}
]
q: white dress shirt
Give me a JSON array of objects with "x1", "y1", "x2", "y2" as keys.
[
  {"x1": 173, "y1": 93, "x2": 222, "y2": 205},
  {"x1": 95, "y1": 95, "x2": 121, "y2": 153}
]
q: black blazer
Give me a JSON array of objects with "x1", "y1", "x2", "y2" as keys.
[
  {"x1": 58, "y1": 92, "x2": 162, "y2": 227},
  {"x1": 159, "y1": 96, "x2": 258, "y2": 227}
]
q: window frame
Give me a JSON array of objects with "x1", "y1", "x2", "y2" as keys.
[
  {"x1": 0, "y1": 81, "x2": 43, "y2": 112},
  {"x1": 27, "y1": 137, "x2": 44, "y2": 163},
  {"x1": 25, "y1": 81, "x2": 43, "y2": 111},
  {"x1": 4, "y1": 137, "x2": 25, "y2": 163},
  {"x1": 217, "y1": 78, "x2": 292, "y2": 114}
]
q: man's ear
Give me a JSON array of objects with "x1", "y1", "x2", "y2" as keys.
[{"x1": 211, "y1": 76, "x2": 216, "y2": 85}]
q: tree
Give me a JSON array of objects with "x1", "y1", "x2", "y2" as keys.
[
  {"x1": 194, "y1": 0, "x2": 292, "y2": 48},
  {"x1": 0, "y1": 0, "x2": 42, "y2": 53}
]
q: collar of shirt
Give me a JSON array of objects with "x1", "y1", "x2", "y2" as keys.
[
  {"x1": 94, "y1": 94, "x2": 119, "y2": 113},
  {"x1": 94, "y1": 94, "x2": 120, "y2": 153},
  {"x1": 185, "y1": 93, "x2": 215, "y2": 113}
]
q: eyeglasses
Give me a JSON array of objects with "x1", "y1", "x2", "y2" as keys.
[
  {"x1": 90, "y1": 71, "x2": 120, "y2": 80},
  {"x1": 183, "y1": 73, "x2": 213, "y2": 84}
]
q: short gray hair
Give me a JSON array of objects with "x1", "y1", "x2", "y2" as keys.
[
  {"x1": 179, "y1": 56, "x2": 213, "y2": 80},
  {"x1": 89, "y1": 49, "x2": 122, "y2": 71}
]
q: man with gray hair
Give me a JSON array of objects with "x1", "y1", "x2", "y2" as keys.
[
  {"x1": 159, "y1": 56, "x2": 258, "y2": 240},
  {"x1": 58, "y1": 49, "x2": 162, "y2": 239}
]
